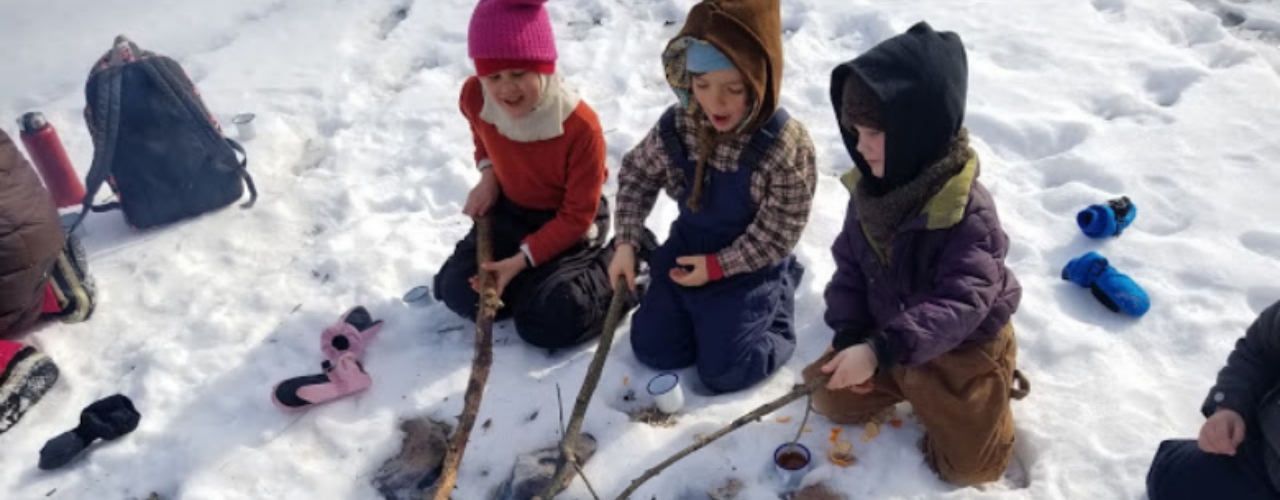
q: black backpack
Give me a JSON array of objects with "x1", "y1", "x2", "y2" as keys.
[{"x1": 72, "y1": 36, "x2": 257, "y2": 231}]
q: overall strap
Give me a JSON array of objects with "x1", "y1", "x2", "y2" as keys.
[
  {"x1": 739, "y1": 108, "x2": 791, "y2": 172},
  {"x1": 657, "y1": 106, "x2": 694, "y2": 170}
]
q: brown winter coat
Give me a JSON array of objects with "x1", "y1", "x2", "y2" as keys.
[{"x1": 0, "y1": 130, "x2": 63, "y2": 335}]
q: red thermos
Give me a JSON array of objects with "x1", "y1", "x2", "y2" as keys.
[{"x1": 18, "y1": 112, "x2": 86, "y2": 209}]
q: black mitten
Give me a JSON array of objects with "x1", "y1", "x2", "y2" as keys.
[{"x1": 39, "y1": 394, "x2": 140, "y2": 470}]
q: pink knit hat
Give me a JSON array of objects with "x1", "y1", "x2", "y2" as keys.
[{"x1": 468, "y1": 0, "x2": 558, "y2": 76}]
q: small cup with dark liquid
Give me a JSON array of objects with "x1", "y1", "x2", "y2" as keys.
[{"x1": 773, "y1": 442, "x2": 812, "y2": 491}]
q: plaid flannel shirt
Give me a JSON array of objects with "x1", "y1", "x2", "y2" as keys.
[{"x1": 615, "y1": 107, "x2": 816, "y2": 277}]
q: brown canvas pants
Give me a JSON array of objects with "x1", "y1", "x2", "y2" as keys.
[{"x1": 802, "y1": 323, "x2": 1025, "y2": 486}]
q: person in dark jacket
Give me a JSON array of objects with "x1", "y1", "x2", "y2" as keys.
[
  {"x1": 1147, "y1": 301, "x2": 1280, "y2": 500},
  {"x1": 801, "y1": 22, "x2": 1025, "y2": 486},
  {"x1": 0, "y1": 129, "x2": 65, "y2": 336}
]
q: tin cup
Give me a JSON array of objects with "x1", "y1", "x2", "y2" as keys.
[
  {"x1": 647, "y1": 372, "x2": 684, "y2": 414},
  {"x1": 232, "y1": 113, "x2": 257, "y2": 141},
  {"x1": 402, "y1": 285, "x2": 433, "y2": 305},
  {"x1": 773, "y1": 442, "x2": 812, "y2": 492}
]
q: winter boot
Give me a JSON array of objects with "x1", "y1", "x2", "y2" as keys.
[
  {"x1": 0, "y1": 341, "x2": 60, "y2": 435},
  {"x1": 44, "y1": 232, "x2": 95, "y2": 323}
]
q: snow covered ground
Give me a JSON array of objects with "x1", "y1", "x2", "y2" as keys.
[{"x1": 2, "y1": 0, "x2": 1279, "y2": 498}]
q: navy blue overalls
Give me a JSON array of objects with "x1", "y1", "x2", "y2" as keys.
[{"x1": 630, "y1": 108, "x2": 804, "y2": 394}]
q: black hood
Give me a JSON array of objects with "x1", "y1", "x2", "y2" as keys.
[{"x1": 831, "y1": 21, "x2": 968, "y2": 195}]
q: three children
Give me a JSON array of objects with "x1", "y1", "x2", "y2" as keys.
[{"x1": 442, "y1": 0, "x2": 1022, "y2": 486}]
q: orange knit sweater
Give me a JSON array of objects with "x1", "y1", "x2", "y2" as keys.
[{"x1": 460, "y1": 77, "x2": 607, "y2": 264}]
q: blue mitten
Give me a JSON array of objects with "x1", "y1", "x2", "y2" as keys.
[
  {"x1": 1077, "y1": 196, "x2": 1136, "y2": 238},
  {"x1": 1062, "y1": 251, "x2": 1150, "y2": 317}
]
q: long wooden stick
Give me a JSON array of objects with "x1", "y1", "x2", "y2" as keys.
[
  {"x1": 612, "y1": 375, "x2": 830, "y2": 500},
  {"x1": 535, "y1": 279, "x2": 629, "y2": 500},
  {"x1": 430, "y1": 216, "x2": 499, "y2": 500}
]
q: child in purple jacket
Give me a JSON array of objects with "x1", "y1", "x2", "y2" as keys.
[{"x1": 802, "y1": 22, "x2": 1026, "y2": 486}]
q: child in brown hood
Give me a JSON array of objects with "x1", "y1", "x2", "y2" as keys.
[{"x1": 609, "y1": 0, "x2": 817, "y2": 393}]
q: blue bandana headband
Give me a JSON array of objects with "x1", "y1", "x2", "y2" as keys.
[{"x1": 686, "y1": 40, "x2": 735, "y2": 73}]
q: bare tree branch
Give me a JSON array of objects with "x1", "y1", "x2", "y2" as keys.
[
  {"x1": 430, "y1": 216, "x2": 499, "y2": 500},
  {"x1": 535, "y1": 280, "x2": 629, "y2": 499},
  {"x1": 613, "y1": 376, "x2": 829, "y2": 500}
]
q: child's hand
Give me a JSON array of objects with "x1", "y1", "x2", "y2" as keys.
[
  {"x1": 1199, "y1": 408, "x2": 1247, "y2": 456},
  {"x1": 821, "y1": 343, "x2": 878, "y2": 391},
  {"x1": 476, "y1": 253, "x2": 528, "y2": 298},
  {"x1": 463, "y1": 169, "x2": 501, "y2": 217},
  {"x1": 609, "y1": 243, "x2": 637, "y2": 292},
  {"x1": 670, "y1": 255, "x2": 709, "y2": 287}
]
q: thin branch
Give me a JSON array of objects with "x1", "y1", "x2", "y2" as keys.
[
  {"x1": 572, "y1": 458, "x2": 602, "y2": 500},
  {"x1": 535, "y1": 280, "x2": 630, "y2": 499},
  {"x1": 613, "y1": 375, "x2": 830, "y2": 500},
  {"x1": 557, "y1": 384, "x2": 566, "y2": 437},
  {"x1": 791, "y1": 395, "x2": 813, "y2": 446},
  {"x1": 430, "y1": 216, "x2": 499, "y2": 500}
]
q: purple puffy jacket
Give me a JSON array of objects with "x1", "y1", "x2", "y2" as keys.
[{"x1": 824, "y1": 158, "x2": 1021, "y2": 366}]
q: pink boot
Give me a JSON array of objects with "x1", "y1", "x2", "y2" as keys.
[
  {"x1": 321, "y1": 306, "x2": 383, "y2": 362},
  {"x1": 272, "y1": 353, "x2": 372, "y2": 411}
]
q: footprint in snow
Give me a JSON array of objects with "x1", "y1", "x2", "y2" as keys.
[{"x1": 1142, "y1": 65, "x2": 1210, "y2": 107}]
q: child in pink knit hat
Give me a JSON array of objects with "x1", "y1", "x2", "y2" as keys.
[
  {"x1": 433, "y1": 0, "x2": 634, "y2": 349},
  {"x1": 467, "y1": 0, "x2": 558, "y2": 77}
]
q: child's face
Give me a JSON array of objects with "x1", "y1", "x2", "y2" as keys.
[
  {"x1": 853, "y1": 125, "x2": 886, "y2": 178},
  {"x1": 691, "y1": 69, "x2": 749, "y2": 132},
  {"x1": 481, "y1": 69, "x2": 543, "y2": 119}
]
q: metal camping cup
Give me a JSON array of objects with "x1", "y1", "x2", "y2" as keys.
[
  {"x1": 232, "y1": 113, "x2": 256, "y2": 141},
  {"x1": 402, "y1": 285, "x2": 433, "y2": 305},
  {"x1": 773, "y1": 442, "x2": 812, "y2": 492},
  {"x1": 647, "y1": 372, "x2": 684, "y2": 414}
]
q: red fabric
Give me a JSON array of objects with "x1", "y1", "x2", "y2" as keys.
[
  {"x1": 706, "y1": 253, "x2": 725, "y2": 281},
  {"x1": 473, "y1": 58, "x2": 555, "y2": 77},
  {"x1": 41, "y1": 283, "x2": 61, "y2": 314},
  {"x1": 460, "y1": 77, "x2": 607, "y2": 264},
  {"x1": 0, "y1": 340, "x2": 24, "y2": 373}
]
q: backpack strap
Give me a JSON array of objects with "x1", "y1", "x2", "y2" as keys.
[
  {"x1": 225, "y1": 138, "x2": 258, "y2": 208},
  {"x1": 739, "y1": 108, "x2": 791, "y2": 172},
  {"x1": 141, "y1": 56, "x2": 258, "y2": 208},
  {"x1": 68, "y1": 60, "x2": 127, "y2": 233}
]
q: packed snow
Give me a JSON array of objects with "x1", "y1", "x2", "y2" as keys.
[{"x1": 2, "y1": 0, "x2": 1279, "y2": 498}]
